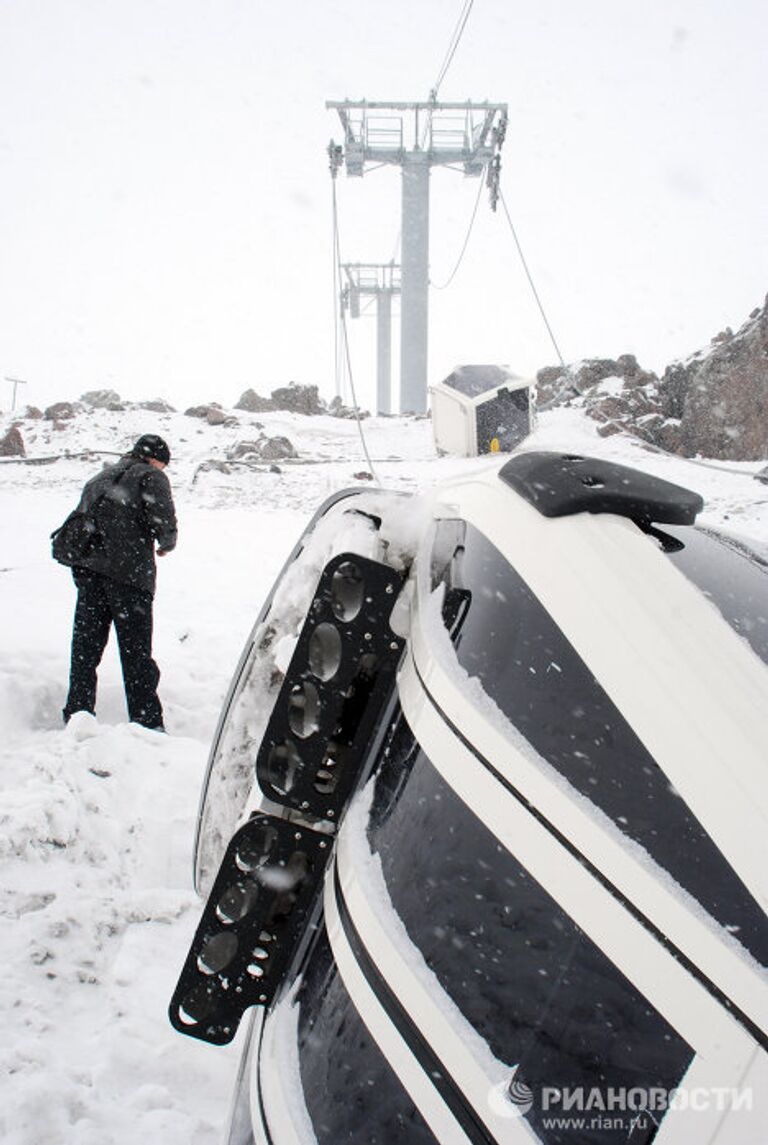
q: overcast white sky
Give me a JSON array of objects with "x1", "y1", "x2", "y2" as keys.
[{"x1": 0, "y1": 0, "x2": 766, "y2": 414}]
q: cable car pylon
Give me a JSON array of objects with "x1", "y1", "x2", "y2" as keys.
[
  {"x1": 327, "y1": 99, "x2": 507, "y2": 414},
  {"x1": 340, "y1": 262, "x2": 401, "y2": 416}
]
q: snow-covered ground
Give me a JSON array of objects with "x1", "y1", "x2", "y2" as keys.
[{"x1": 1, "y1": 402, "x2": 766, "y2": 1144}]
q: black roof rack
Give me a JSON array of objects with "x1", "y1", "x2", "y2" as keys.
[{"x1": 499, "y1": 452, "x2": 704, "y2": 525}]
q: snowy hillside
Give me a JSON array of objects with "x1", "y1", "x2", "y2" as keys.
[{"x1": 1, "y1": 402, "x2": 766, "y2": 1144}]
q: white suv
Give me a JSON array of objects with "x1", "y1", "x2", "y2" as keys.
[{"x1": 171, "y1": 452, "x2": 768, "y2": 1145}]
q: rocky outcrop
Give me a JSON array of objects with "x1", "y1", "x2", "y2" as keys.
[
  {"x1": 536, "y1": 296, "x2": 768, "y2": 460},
  {"x1": 536, "y1": 356, "x2": 679, "y2": 449},
  {"x1": 0, "y1": 426, "x2": 25, "y2": 457},
  {"x1": 537, "y1": 355, "x2": 658, "y2": 405},
  {"x1": 234, "y1": 383, "x2": 364, "y2": 418},
  {"x1": 658, "y1": 299, "x2": 768, "y2": 460}
]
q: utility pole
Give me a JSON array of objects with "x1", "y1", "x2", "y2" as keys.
[
  {"x1": 341, "y1": 262, "x2": 401, "y2": 415},
  {"x1": 5, "y1": 376, "x2": 27, "y2": 411},
  {"x1": 327, "y1": 99, "x2": 507, "y2": 414}
]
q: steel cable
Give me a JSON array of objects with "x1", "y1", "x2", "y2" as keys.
[
  {"x1": 430, "y1": 175, "x2": 485, "y2": 290},
  {"x1": 331, "y1": 180, "x2": 381, "y2": 484},
  {"x1": 498, "y1": 186, "x2": 566, "y2": 370},
  {"x1": 432, "y1": 0, "x2": 475, "y2": 98}
]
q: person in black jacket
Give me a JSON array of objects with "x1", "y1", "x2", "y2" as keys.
[{"x1": 63, "y1": 433, "x2": 178, "y2": 730}]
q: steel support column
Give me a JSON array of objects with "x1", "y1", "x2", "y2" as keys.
[
  {"x1": 400, "y1": 151, "x2": 430, "y2": 414},
  {"x1": 376, "y1": 290, "x2": 392, "y2": 416}
]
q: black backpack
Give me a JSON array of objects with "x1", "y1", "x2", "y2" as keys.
[
  {"x1": 51, "y1": 464, "x2": 135, "y2": 567},
  {"x1": 50, "y1": 504, "x2": 103, "y2": 567}
]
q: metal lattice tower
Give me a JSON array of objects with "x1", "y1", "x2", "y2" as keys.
[
  {"x1": 341, "y1": 262, "x2": 401, "y2": 415},
  {"x1": 327, "y1": 99, "x2": 507, "y2": 414}
]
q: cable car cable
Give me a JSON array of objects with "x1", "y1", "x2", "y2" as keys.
[
  {"x1": 331, "y1": 179, "x2": 381, "y2": 484},
  {"x1": 331, "y1": 185, "x2": 344, "y2": 402},
  {"x1": 430, "y1": 176, "x2": 485, "y2": 291},
  {"x1": 498, "y1": 186, "x2": 567, "y2": 371},
  {"x1": 401, "y1": 0, "x2": 478, "y2": 269},
  {"x1": 432, "y1": 0, "x2": 476, "y2": 99}
]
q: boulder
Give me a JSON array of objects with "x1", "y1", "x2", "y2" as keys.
[
  {"x1": 23, "y1": 405, "x2": 43, "y2": 420},
  {"x1": 270, "y1": 382, "x2": 324, "y2": 416},
  {"x1": 182, "y1": 401, "x2": 236, "y2": 426},
  {"x1": 615, "y1": 354, "x2": 658, "y2": 387},
  {"x1": 197, "y1": 459, "x2": 232, "y2": 474},
  {"x1": 535, "y1": 366, "x2": 572, "y2": 406},
  {"x1": 205, "y1": 407, "x2": 228, "y2": 426},
  {"x1": 227, "y1": 438, "x2": 264, "y2": 460},
  {"x1": 44, "y1": 401, "x2": 80, "y2": 421},
  {"x1": 328, "y1": 395, "x2": 370, "y2": 419},
  {"x1": 596, "y1": 421, "x2": 622, "y2": 439},
  {"x1": 81, "y1": 388, "x2": 124, "y2": 410},
  {"x1": 536, "y1": 364, "x2": 567, "y2": 392},
  {"x1": 185, "y1": 404, "x2": 217, "y2": 419},
  {"x1": 138, "y1": 398, "x2": 176, "y2": 413},
  {"x1": 0, "y1": 426, "x2": 25, "y2": 457},
  {"x1": 651, "y1": 418, "x2": 685, "y2": 455},
  {"x1": 235, "y1": 389, "x2": 274, "y2": 413},
  {"x1": 227, "y1": 434, "x2": 297, "y2": 461},
  {"x1": 583, "y1": 376, "x2": 662, "y2": 431},
  {"x1": 572, "y1": 358, "x2": 628, "y2": 392},
  {"x1": 258, "y1": 435, "x2": 297, "y2": 461}
]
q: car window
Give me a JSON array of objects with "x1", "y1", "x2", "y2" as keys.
[
  {"x1": 429, "y1": 520, "x2": 768, "y2": 967},
  {"x1": 297, "y1": 928, "x2": 438, "y2": 1144},
  {"x1": 367, "y1": 713, "x2": 694, "y2": 1144},
  {"x1": 663, "y1": 523, "x2": 768, "y2": 667}
]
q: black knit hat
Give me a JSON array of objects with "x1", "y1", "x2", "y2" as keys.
[{"x1": 131, "y1": 434, "x2": 171, "y2": 465}]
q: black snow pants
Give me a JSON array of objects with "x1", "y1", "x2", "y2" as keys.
[{"x1": 64, "y1": 568, "x2": 164, "y2": 729}]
